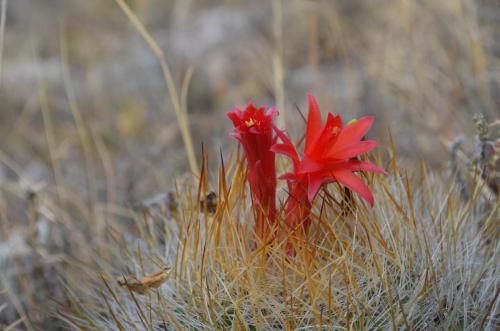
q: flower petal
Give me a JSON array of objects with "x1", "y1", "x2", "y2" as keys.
[
  {"x1": 333, "y1": 170, "x2": 374, "y2": 207},
  {"x1": 307, "y1": 174, "x2": 324, "y2": 202},
  {"x1": 229, "y1": 132, "x2": 242, "y2": 142},
  {"x1": 309, "y1": 113, "x2": 342, "y2": 157},
  {"x1": 305, "y1": 94, "x2": 323, "y2": 154},
  {"x1": 278, "y1": 172, "x2": 297, "y2": 180},
  {"x1": 270, "y1": 143, "x2": 299, "y2": 163},
  {"x1": 272, "y1": 125, "x2": 301, "y2": 169},
  {"x1": 273, "y1": 125, "x2": 294, "y2": 145},
  {"x1": 345, "y1": 160, "x2": 387, "y2": 174},
  {"x1": 266, "y1": 107, "x2": 279, "y2": 118},
  {"x1": 321, "y1": 160, "x2": 386, "y2": 175},
  {"x1": 226, "y1": 108, "x2": 242, "y2": 124},
  {"x1": 336, "y1": 116, "x2": 374, "y2": 146},
  {"x1": 326, "y1": 140, "x2": 377, "y2": 159},
  {"x1": 299, "y1": 154, "x2": 323, "y2": 173}
]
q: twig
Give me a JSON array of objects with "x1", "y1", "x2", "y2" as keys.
[
  {"x1": 0, "y1": 0, "x2": 7, "y2": 87},
  {"x1": 112, "y1": 0, "x2": 199, "y2": 175}
]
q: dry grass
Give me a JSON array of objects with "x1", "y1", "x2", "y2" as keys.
[
  {"x1": 0, "y1": 0, "x2": 499, "y2": 330},
  {"x1": 52, "y1": 146, "x2": 499, "y2": 330}
]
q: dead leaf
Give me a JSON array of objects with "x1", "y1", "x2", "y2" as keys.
[{"x1": 117, "y1": 267, "x2": 171, "y2": 294}]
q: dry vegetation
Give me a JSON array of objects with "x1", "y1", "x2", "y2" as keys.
[
  {"x1": 0, "y1": 0, "x2": 499, "y2": 330},
  {"x1": 58, "y1": 146, "x2": 499, "y2": 330}
]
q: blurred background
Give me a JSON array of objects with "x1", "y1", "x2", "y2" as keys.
[{"x1": 0, "y1": 0, "x2": 498, "y2": 328}]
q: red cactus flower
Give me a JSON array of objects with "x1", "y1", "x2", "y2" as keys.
[
  {"x1": 227, "y1": 103, "x2": 277, "y2": 241},
  {"x1": 272, "y1": 94, "x2": 385, "y2": 235}
]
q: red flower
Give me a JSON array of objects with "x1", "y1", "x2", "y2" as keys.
[
  {"x1": 227, "y1": 103, "x2": 278, "y2": 241},
  {"x1": 272, "y1": 94, "x2": 385, "y2": 234}
]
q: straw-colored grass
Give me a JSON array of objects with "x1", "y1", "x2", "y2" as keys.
[
  {"x1": 56, "y1": 146, "x2": 499, "y2": 330},
  {"x1": 0, "y1": 1, "x2": 498, "y2": 330}
]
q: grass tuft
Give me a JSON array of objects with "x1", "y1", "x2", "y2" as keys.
[{"x1": 57, "y1": 146, "x2": 499, "y2": 330}]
